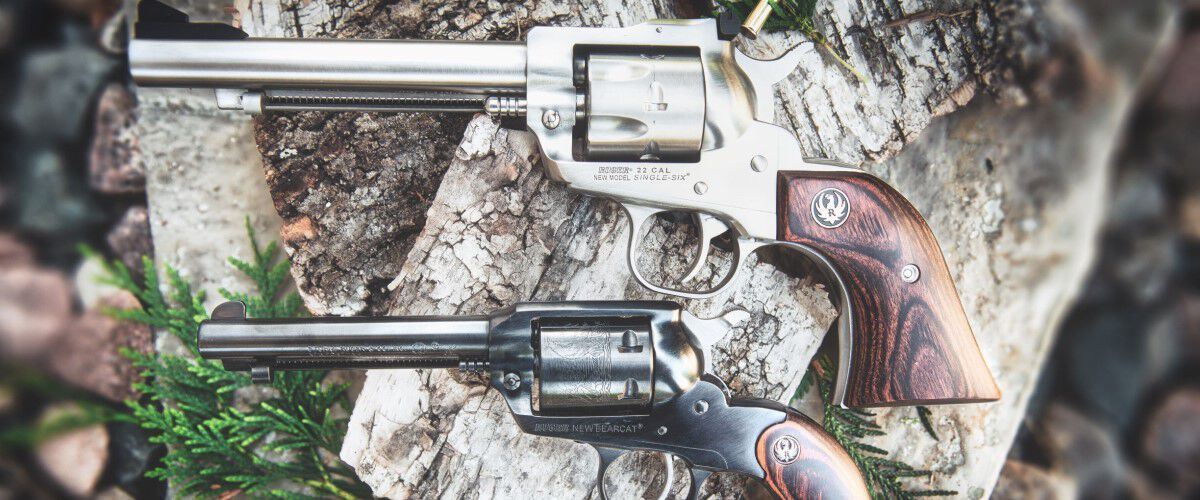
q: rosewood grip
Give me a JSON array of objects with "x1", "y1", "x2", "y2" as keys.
[
  {"x1": 756, "y1": 410, "x2": 869, "y2": 500},
  {"x1": 778, "y1": 170, "x2": 1000, "y2": 407}
]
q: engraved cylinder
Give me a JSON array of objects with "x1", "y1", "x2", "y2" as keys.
[
  {"x1": 535, "y1": 317, "x2": 654, "y2": 414},
  {"x1": 583, "y1": 52, "x2": 705, "y2": 161}
]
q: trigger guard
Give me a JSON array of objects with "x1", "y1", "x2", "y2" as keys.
[
  {"x1": 770, "y1": 241, "x2": 856, "y2": 408},
  {"x1": 596, "y1": 449, "x2": 676, "y2": 500},
  {"x1": 620, "y1": 204, "x2": 764, "y2": 299}
]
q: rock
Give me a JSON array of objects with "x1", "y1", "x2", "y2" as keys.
[
  {"x1": 0, "y1": 3, "x2": 13, "y2": 54},
  {"x1": 0, "y1": 233, "x2": 33, "y2": 269},
  {"x1": 106, "y1": 421, "x2": 166, "y2": 499},
  {"x1": 1181, "y1": 188, "x2": 1200, "y2": 241},
  {"x1": 93, "y1": 486, "x2": 135, "y2": 500},
  {"x1": 47, "y1": 291, "x2": 153, "y2": 403},
  {"x1": 0, "y1": 265, "x2": 73, "y2": 362},
  {"x1": 89, "y1": 84, "x2": 144, "y2": 194},
  {"x1": 1100, "y1": 168, "x2": 1176, "y2": 305},
  {"x1": 992, "y1": 460, "x2": 1077, "y2": 499},
  {"x1": 34, "y1": 403, "x2": 109, "y2": 497},
  {"x1": 0, "y1": 386, "x2": 13, "y2": 414},
  {"x1": 1039, "y1": 404, "x2": 1127, "y2": 499},
  {"x1": 1142, "y1": 387, "x2": 1200, "y2": 486},
  {"x1": 8, "y1": 45, "x2": 116, "y2": 143},
  {"x1": 14, "y1": 148, "x2": 103, "y2": 243},
  {"x1": 1155, "y1": 32, "x2": 1200, "y2": 110},
  {"x1": 74, "y1": 255, "x2": 118, "y2": 308},
  {"x1": 106, "y1": 205, "x2": 152, "y2": 273},
  {"x1": 1061, "y1": 306, "x2": 1155, "y2": 430}
]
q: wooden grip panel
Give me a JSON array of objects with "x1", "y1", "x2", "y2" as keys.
[
  {"x1": 756, "y1": 411, "x2": 869, "y2": 500},
  {"x1": 778, "y1": 170, "x2": 1000, "y2": 407}
]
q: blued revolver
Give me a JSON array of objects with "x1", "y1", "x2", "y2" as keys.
[
  {"x1": 198, "y1": 300, "x2": 869, "y2": 499},
  {"x1": 131, "y1": 1, "x2": 999, "y2": 408}
]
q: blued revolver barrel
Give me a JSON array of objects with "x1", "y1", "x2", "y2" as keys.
[{"x1": 198, "y1": 302, "x2": 489, "y2": 381}]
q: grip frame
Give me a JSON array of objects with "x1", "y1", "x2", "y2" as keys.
[{"x1": 778, "y1": 170, "x2": 1000, "y2": 407}]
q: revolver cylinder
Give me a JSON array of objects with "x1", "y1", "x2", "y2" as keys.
[
  {"x1": 582, "y1": 52, "x2": 705, "y2": 161},
  {"x1": 534, "y1": 316, "x2": 654, "y2": 414}
]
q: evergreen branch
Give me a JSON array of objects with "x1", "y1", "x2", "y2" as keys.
[
  {"x1": 98, "y1": 222, "x2": 371, "y2": 498},
  {"x1": 805, "y1": 354, "x2": 955, "y2": 499}
]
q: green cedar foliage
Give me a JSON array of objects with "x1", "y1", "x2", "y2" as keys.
[
  {"x1": 796, "y1": 356, "x2": 956, "y2": 499},
  {"x1": 91, "y1": 220, "x2": 371, "y2": 499}
]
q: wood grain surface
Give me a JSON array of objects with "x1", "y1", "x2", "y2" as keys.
[
  {"x1": 755, "y1": 410, "x2": 869, "y2": 500},
  {"x1": 778, "y1": 170, "x2": 1000, "y2": 407}
]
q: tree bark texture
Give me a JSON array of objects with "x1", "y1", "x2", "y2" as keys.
[{"x1": 160, "y1": 0, "x2": 1185, "y2": 497}]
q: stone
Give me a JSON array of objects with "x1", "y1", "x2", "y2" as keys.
[
  {"x1": 106, "y1": 205, "x2": 153, "y2": 274},
  {"x1": 47, "y1": 291, "x2": 153, "y2": 403},
  {"x1": 0, "y1": 233, "x2": 33, "y2": 269},
  {"x1": 992, "y1": 460, "x2": 1077, "y2": 500},
  {"x1": 8, "y1": 45, "x2": 116, "y2": 143},
  {"x1": 34, "y1": 403, "x2": 109, "y2": 497},
  {"x1": 89, "y1": 84, "x2": 144, "y2": 194},
  {"x1": 1155, "y1": 32, "x2": 1200, "y2": 110},
  {"x1": 1142, "y1": 387, "x2": 1200, "y2": 486},
  {"x1": 14, "y1": 148, "x2": 103, "y2": 243},
  {"x1": 1061, "y1": 306, "x2": 1155, "y2": 430},
  {"x1": 1038, "y1": 404, "x2": 1126, "y2": 499},
  {"x1": 1181, "y1": 188, "x2": 1200, "y2": 241},
  {"x1": 106, "y1": 421, "x2": 167, "y2": 499},
  {"x1": 0, "y1": 265, "x2": 73, "y2": 362},
  {"x1": 74, "y1": 255, "x2": 119, "y2": 308}
]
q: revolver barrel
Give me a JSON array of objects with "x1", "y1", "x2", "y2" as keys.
[
  {"x1": 198, "y1": 303, "x2": 489, "y2": 381},
  {"x1": 129, "y1": 39, "x2": 528, "y2": 114}
]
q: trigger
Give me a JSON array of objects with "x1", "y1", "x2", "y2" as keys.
[
  {"x1": 682, "y1": 214, "x2": 731, "y2": 283},
  {"x1": 685, "y1": 469, "x2": 713, "y2": 500}
]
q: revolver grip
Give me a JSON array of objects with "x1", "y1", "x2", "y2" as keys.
[
  {"x1": 755, "y1": 409, "x2": 868, "y2": 500},
  {"x1": 777, "y1": 170, "x2": 1000, "y2": 407}
]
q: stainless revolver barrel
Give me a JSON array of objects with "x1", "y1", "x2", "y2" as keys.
[
  {"x1": 198, "y1": 303, "x2": 489, "y2": 381},
  {"x1": 129, "y1": 38, "x2": 528, "y2": 114}
]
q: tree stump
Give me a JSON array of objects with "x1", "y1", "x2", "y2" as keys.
[{"x1": 140, "y1": 0, "x2": 1179, "y2": 497}]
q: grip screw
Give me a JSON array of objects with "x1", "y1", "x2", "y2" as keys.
[
  {"x1": 541, "y1": 109, "x2": 561, "y2": 129},
  {"x1": 901, "y1": 264, "x2": 921, "y2": 283},
  {"x1": 502, "y1": 372, "x2": 522, "y2": 391}
]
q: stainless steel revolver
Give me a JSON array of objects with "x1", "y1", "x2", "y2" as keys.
[
  {"x1": 198, "y1": 300, "x2": 869, "y2": 499},
  {"x1": 130, "y1": 0, "x2": 999, "y2": 409}
]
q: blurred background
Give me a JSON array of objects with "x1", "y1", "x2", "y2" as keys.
[{"x1": 0, "y1": 0, "x2": 1196, "y2": 498}]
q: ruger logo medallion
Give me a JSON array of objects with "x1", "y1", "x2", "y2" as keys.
[
  {"x1": 811, "y1": 188, "x2": 850, "y2": 229},
  {"x1": 771, "y1": 435, "x2": 801, "y2": 464}
]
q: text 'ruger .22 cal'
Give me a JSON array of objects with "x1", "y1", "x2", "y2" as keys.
[
  {"x1": 198, "y1": 300, "x2": 870, "y2": 499},
  {"x1": 129, "y1": 0, "x2": 1000, "y2": 408}
]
